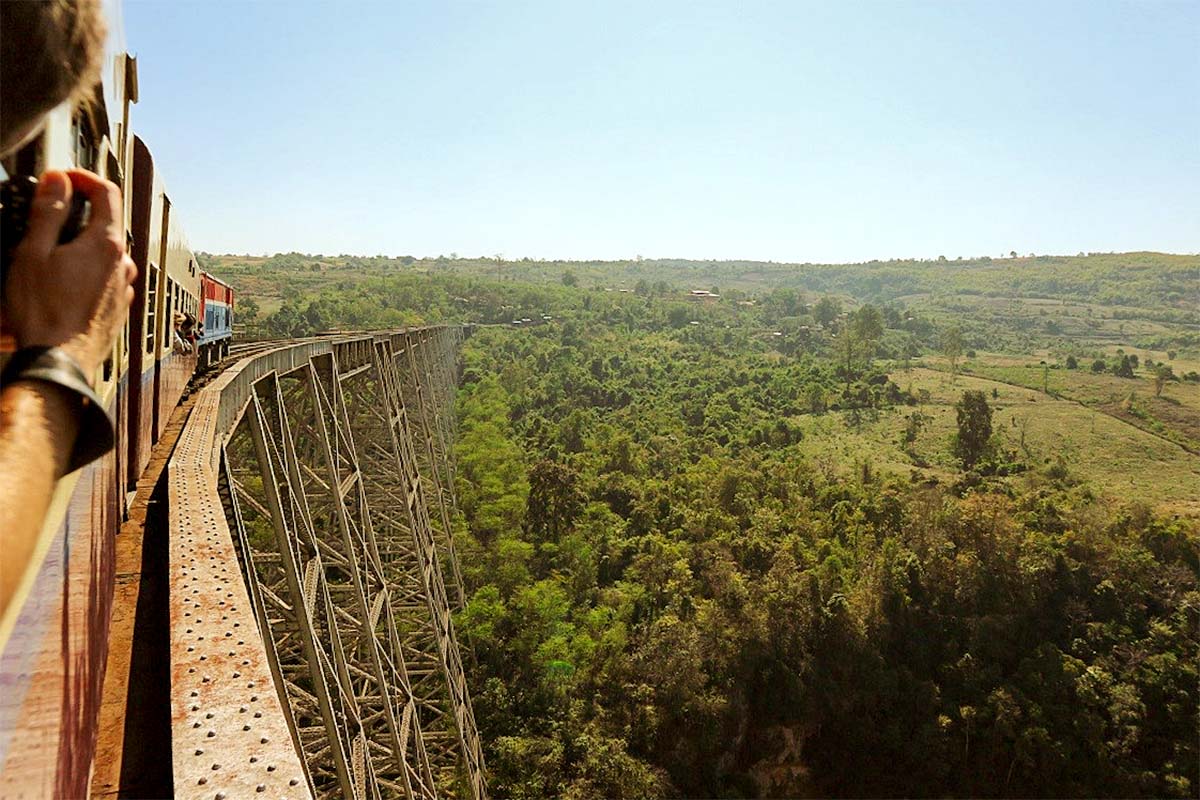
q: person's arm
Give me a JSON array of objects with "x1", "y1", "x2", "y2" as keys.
[
  {"x1": 0, "y1": 170, "x2": 136, "y2": 617},
  {"x1": 0, "y1": 382, "x2": 80, "y2": 611}
]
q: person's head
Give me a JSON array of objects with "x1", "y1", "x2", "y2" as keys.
[
  {"x1": 173, "y1": 311, "x2": 185, "y2": 330},
  {"x1": 0, "y1": 0, "x2": 106, "y2": 157}
]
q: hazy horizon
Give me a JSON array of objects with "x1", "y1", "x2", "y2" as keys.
[{"x1": 204, "y1": 248, "x2": 1199, "y2": 265}]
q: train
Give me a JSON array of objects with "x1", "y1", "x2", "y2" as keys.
[{"x1": 0, "y1": 2, "x2": 233, "y2": 795}]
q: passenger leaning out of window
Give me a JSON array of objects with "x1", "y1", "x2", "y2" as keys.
[
  {"x1": 173, "y1": 312, "x2": 191, "y2": 354},
  {"x1": 0, "y1": 0, "x2": 138, "y2": 618}
]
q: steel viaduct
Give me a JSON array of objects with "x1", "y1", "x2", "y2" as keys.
[{"x1": 4, "y1": 326, "x2": 488, "y2": 800}]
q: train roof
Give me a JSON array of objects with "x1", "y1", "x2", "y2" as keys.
[{"x1": 200, "y1": 271, "x2": 234, "y2": 290}]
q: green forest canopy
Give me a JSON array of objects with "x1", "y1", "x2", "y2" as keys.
[{"x1": 206, "y1": 250, "x2": 1199, "y2": 797}]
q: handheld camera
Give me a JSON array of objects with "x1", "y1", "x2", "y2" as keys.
[{"x1": 1, "y1": 175, "x2": 90, "y2": 287}]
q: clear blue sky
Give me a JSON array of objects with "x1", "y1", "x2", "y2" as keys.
[{"x1": 124, "y1": 0, "x2": 1198, "y2": 263}]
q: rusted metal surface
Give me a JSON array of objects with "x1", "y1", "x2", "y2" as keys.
[
  {"x1": 0, "y1": 427, "x2": 120, "y2": 800},
  {"x1": 169, "y1": 385, "x2": 310, "y2": 799},
  {"x1": 170, "y1": 328, "x2": 485, "y2": 800}
]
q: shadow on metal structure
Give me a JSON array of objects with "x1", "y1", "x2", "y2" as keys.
[{"x1": 169, "y1": 327, "x2": 485, "y2": 800}]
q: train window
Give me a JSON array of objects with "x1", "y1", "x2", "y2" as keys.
[
  {"x1": 145, "y1": 265, "x2": 158, "y2": 353},
  {"x1": 71, "y1": 110, "x2": 98, "y2": 172},
  {"x1": 163, "y1": 277, "x2": 175, "y2": 347},
  {"x1": 106, "y1": 149, "x2": 121, "y2": 189}
]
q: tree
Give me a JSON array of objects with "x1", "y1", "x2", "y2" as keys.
[
  {"x1": 524, "y1": 460, "x2": 585, "y2": 545},
  {"x1": 1113, "y1": 355, "x2": 1135, "y2": 378},
  {"x1": 902, "y1": 411, "x2": 927, "y2": 448},
  {"x1": 239, "y1": 297, "x2": 260, "y2": 325},
  {"x1": 1154, "y1": 365, "x2": 1174, "y2": 397},
  {"x1": 901, "y1": 335, "x2": 920, "y2": 371},
  {"x1": 806, "y1": 384, "x2": 827, "y2": 414},
  {"x1": 838, "y1": 332, "x2": 858, "y2": 391},
  {"x1": 1091, "y1": 359, "x2": 1107, "y2": 373},
  {"x1": 1065, "y1": 355, "x2": 1078, "y2": 370},
  {"x1": 814, "y1": 296, "x2": 841, "y2": 327},
  {"x1": 940, "y1": 326, "x2": 964, "y2": 380},
  {"x1": 667, "y1": 305, "x2": 689, "y2": 328},
  {"x1": 265, "y1": 300, "x2": 305, "y2": 337},
  {"x1": 954, "y1": 390, "x2": 993, "y2": 470},
  {"x1": 562, "y1": 271, "x2": 578, "y2": 287},
  {"x1": 852, "y1": 305, "x2": 885, "y2": 365}
]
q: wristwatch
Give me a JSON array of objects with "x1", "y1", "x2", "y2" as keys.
[{"x1": 0, "y1": 346, "x2": 115, "y2": 472}]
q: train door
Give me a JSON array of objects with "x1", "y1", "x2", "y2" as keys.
[
  {"x1": 126, "y1": 138, "x2": 153, "y2": 488},
  {"x1": 103, "y1": 145, "x2": 128, "y2": 508},
  {"x1": 150, "y1": 195, "x2": 170, "y2": 440}
]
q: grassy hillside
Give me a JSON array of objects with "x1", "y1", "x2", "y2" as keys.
[{"x1": 204, "y1": 249, "x2": 1199, "y2": 310}]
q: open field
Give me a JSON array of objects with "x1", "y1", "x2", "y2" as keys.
[
  {"x1": 900, "y1": 292, "x2": 1196, "y2": 349},
  {"x1": 795, "y1": 367, "x2": 1200, "y2": 517},
  {"x1": 952, "y1": 353, "x2": 1200, "y2": 452}
]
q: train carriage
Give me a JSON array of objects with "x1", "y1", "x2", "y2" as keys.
[
  {"x1": 0, "y1": 3, "x2": 229, "y2": 794},
  {"x1": 150, "y1": 193, "x2": 200, "y2": 442},
  {"x1": 198, "y1": 271, "x2": 233, "y2": 369},
  {"x1": 0, "y1": 52, "x2": 136, "y2": 800}
]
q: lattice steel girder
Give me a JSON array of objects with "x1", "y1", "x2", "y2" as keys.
[
  {"x1": 397, "y1": 330, "x2": 465, "y2": 609},
  {"x1": 193, "y1": 327, "x2": 480, "y2": 800},
  {"x1": 366, "y1": 338, "x2": 486, "y2": 800},
  {"x1": 339, "y1": 351, "x2": 465, "y2": 789},
  {"x1": 247, "y1": 379, "x2": 371, "y2": 800},
  {"x1": 302, "y1": 354, "x2": 439, "y2": 797}
]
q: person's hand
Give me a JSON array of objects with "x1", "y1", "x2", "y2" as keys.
[{"x1": 3, "y1": 170, "x2": 137, "y2": 378}]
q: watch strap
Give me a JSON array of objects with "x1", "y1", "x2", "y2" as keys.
[{"x1": 1, "y1": 346, "x2": 116, "y2": 473}]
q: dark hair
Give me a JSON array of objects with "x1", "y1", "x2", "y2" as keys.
[{"x1": 1, "y1": 0, "x2": 106, "y2": 152}]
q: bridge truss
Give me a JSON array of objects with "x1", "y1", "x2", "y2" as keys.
[{"x1": 169, "y1": 327, "x2": 485, "y2": 800}]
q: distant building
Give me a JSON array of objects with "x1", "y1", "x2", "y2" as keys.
[{"x1": 688, "y1": 289, "x2": 720, "y2": 302}]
